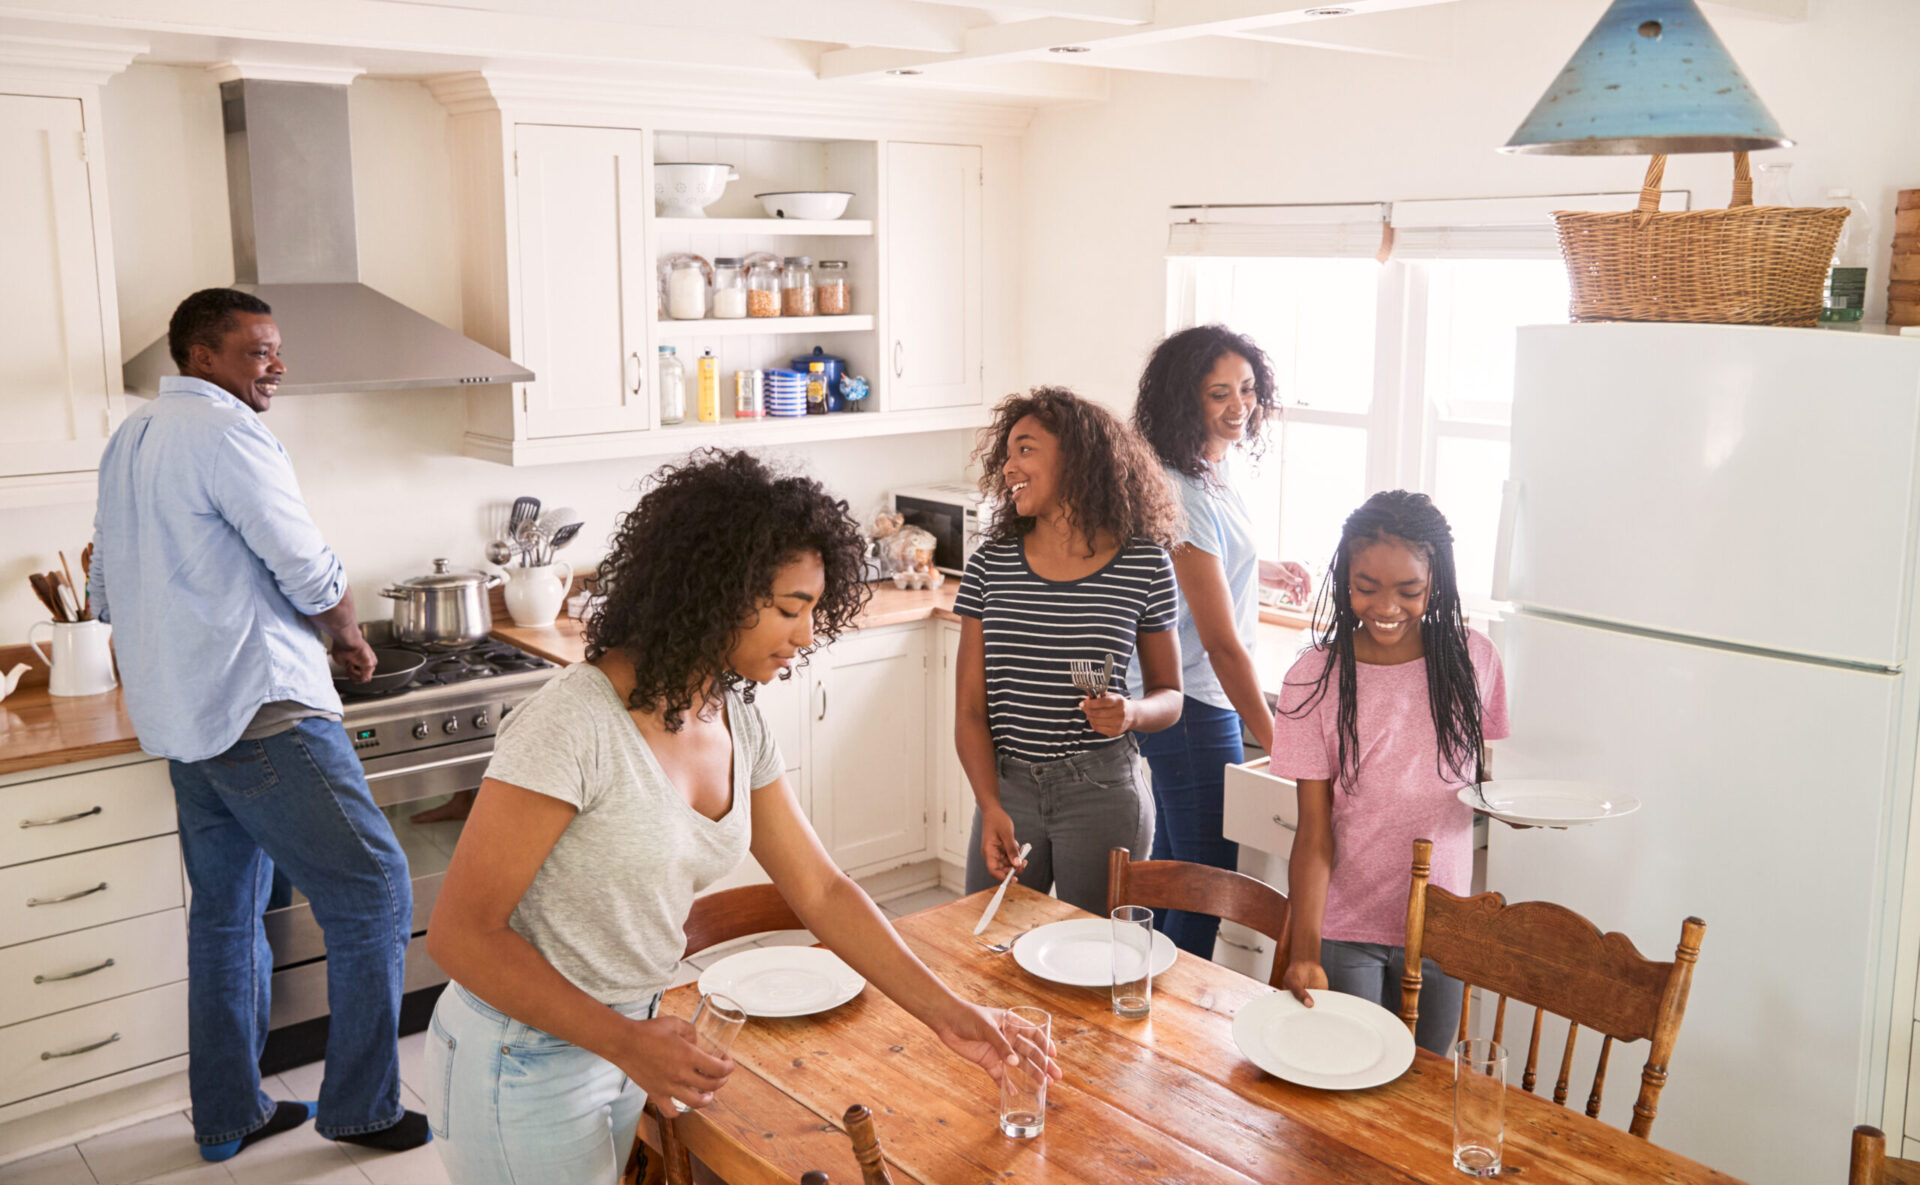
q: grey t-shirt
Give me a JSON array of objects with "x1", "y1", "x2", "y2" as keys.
[{"x1": 482, "y1": 663, "x2": 784, "y2": 1005}]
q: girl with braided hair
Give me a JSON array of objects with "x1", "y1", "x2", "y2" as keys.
[{"x1": 1270, "y1": 490, "x2": 1509, "y2": 1055}]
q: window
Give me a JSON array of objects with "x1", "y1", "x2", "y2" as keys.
[{"x1": 1168, "y1": 220, "x2": 1581, "y2": 610}]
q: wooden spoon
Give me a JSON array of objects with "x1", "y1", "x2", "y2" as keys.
[{"x1": 28, "y1": 572, "x2": 65, "y2": 621}]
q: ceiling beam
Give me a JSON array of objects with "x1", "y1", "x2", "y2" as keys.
[
  {"x1": 371, "y1": 0, "x2": 972, "y2": 52},
  {"x1": 894, "y1": 0, "x2": 1152, "y2": 23},
  {"x1": 818, "y1": 0, "x2": 1464, "y2": 80},
  {"x1": 882, "y1": 58, "x2": 1110, "y2": 100},
  {"x1": 1053, "y1": 35, "x2": 1272, "y2": 79},
  {"x1": 1226, "y1": 5, "x2": 1448, "y2": 61}
]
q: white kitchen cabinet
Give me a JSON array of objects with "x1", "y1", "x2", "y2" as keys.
[
  {"x1": 0, "y1": 90, "x2": 125, "y2": 507},
  {"x1": 512, "y1": 123, "x2": 653, "y2": 439},
  {"x1": 932, "y1": 621, "x2": 971, "y2": 866},
  {"x1": 1222, "y1": 757, "x2": 1298, "y2": 863},
  {"x1": 884, "y1": 142, "x2": 982, "y2": 413},
  {"x1": 810, "y1": 625, "x2": 929, "y2": 876}
]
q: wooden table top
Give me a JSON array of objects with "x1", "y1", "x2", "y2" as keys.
[{"x1": 663, "y1": 886, "x2": 1743, "y2": 1185}]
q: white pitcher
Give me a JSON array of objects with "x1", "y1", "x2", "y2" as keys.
[
  {"x1": 27, "y1": 619, "x2": 118, "y2": 697},
  {"x1": 504, "y1": 562, "x2": 573, "y2": 629}
]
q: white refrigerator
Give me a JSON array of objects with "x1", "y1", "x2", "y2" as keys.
[{"x1": 1489, "y1": 323, "x2": 1920, "y2": 1185}]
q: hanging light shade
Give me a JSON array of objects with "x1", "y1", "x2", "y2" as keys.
[{"x1": 1502, "y1": 0, "x2": 1790, "y2": 155}]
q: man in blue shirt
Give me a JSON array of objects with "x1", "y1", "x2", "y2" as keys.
[{"x1": 90, "y1": 289, "x2": 428, "y2": 1162}]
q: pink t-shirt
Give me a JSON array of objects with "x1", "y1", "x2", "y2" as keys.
[{"x1": 1270, "y1": 628, "x2": 1510, "y2": 946}]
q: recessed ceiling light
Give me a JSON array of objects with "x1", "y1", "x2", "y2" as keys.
[
  {"x1": 1306, "y1": 6, "x2": 1355, "y2": 14},
  {"x1": 886, "y1": 68, "x2": 923, "y2": 76},
  {"x1": 1048, "y1": 45, "x2": 1092, "y2": 53}
]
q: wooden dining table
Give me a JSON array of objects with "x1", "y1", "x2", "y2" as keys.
[{"x1": 659, "y1": 885, "x2": 1744, "y2": 1185}]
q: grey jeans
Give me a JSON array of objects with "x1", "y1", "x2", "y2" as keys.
[
  {"x1": 964, "y1": 735, "x2": 1154, "y2": 916},
  {"x1": 1321, "y1": 938, "x2": 1465, "y2": 1057}
]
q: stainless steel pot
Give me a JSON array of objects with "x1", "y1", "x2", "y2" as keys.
[{"x1": 380, "y1": 559, "x2": 505, "y2": 652}]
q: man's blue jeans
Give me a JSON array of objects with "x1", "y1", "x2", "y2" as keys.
[
  {"x1": 168, "y1": 717, "x2": 413, "y2": 1145},
  {"x1": 1137, "y1": 697, "x2": 1244, "y2": 958}
]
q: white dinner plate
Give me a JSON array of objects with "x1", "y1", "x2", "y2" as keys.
[
  {"x1": 1010, "y1": 918, "x2": 1178, "y2": 988},
  {"x1": 696, "y1": 947, "x2": 865, "y2": 1018},
  {"x1": 1231, "y1": 989, "x2": 1416, "y2": 1090},
  {"x1": 1457, "y1": 779, "x2": 1642, "y2": 827}
]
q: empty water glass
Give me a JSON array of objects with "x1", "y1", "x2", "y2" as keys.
[
  {"x1": 673, "y1": 991, "x2": 746, "y2": 1113},
  {"x1": 998, "y1": 1006, "x2": 1051, "y2": 1139},
  {"x1": 1453, "y1": 1038, "x2": 1506, "y2": 1176},
  {"x1": 1110, "y1": 905, "x2": 1154, "y2": 1018}
]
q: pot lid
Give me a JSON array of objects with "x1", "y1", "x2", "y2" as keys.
[{"x1": 399, "y1": 558, "x2": 492, "y2": 590}]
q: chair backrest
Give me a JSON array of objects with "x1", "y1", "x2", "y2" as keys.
[
  {"x1": 682, "y1": 883, "x2": 807, "y2": 959},
  {"x1": 1852, "y1": 1124, "x2": 1920, "y2": 1185},
  {"x1": 635, "y1": 1101, "x2": 891, "y2": 1185},
  {"x1": 1107, "y1": 847, "x2": 1293, "y2": 989},
  {"x1": 1401, "y1": 838, "x2": 1705, "y2": 1140}
]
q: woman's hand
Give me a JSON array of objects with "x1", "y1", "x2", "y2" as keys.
[
  {"x1": 1079, "y1": 692, "x2": 1133, "y2": 737},
  {"x1": 611, "y1": 1015, "x2": 733, "y2": 1111},
  {"x1": 1281, "y1": 959, "x2": 1328, "y2": 1006},
  {"x1": 979, "y1": 807, "x2": 1026, "y2": 880},
  {"x1": 933, "y1": 1001, "x2": 1064, "y2": 1085},
  {"x1": 1259, "y1": 560, "x2": 1313, "y2": 605}
]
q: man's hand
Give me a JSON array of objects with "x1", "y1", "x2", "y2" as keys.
[
  {"x1": 1259, "y1": 559, "x2": 1313, "y2": 605},
  {"x1": 332, "y1": 633, "x2": 377, "y2": 683}
]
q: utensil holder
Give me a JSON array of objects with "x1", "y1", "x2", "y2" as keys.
[{"x1": 27, "y1": 619, "x2": 117, "y2": 697}]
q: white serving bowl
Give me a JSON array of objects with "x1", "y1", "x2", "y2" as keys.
[
  {"x1": 754, "y1": 191, "x2": 853, "y2": 220},
  {"x1": 655, "y1": 163, "x2": 738, "y2": 218}
]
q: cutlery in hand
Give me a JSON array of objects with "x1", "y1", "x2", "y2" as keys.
[
  {"x1": 1098, "y1": 652, "x2": 1113, "y2": 698},
  {"x1": 973, "y1": 841, "x2": 1032, "y2": 936}
]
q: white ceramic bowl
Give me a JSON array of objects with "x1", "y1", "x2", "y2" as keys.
[
  {"x1": 655, "y1": 163, "x2": 738, "y2": 218},
  {"x1": 754, "y1": 191, "x2": 853, "y2": 220}
]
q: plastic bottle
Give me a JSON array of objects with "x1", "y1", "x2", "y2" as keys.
[
  {"x1": 806, "y1": 360, "x2": 828, "y2": 415},
  {"x1": 697, "y1": 350, "x2": 719, "y2": 423},
  {"x1": 1822, "y1": 187, "x2": 1873, "y2": 324},
  {"x1": 658, "y1": 346, "x2": 685, "y2": 425}
]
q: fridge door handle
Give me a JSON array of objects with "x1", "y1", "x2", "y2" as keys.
[{"x1": 1491, "y1": 478, "x2": 1520, "y2": 602}]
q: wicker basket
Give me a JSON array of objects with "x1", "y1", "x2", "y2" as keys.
[{"x1": 1553, "y1": 153, "x2": 1848, "y2": 328}]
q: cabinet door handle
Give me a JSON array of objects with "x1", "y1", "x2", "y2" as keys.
[
  {"x1": 41, "y1": 1032, "x2": 120, "y2": 1061},
  {"x1": 817, "y1": 685, "x2": 828, "y2": 722},
  {"x1": 35, "y1": 957, "x2": 116, "y2": 985},
  {"x1": 629, "y1": 350, "x2": 643, "y2": 396},
  {"x1": 893, "y1": 340, "x2": 904, "y2": 378},
  {"x1": 1272, "y1": 814, "x2": 1297, "y2": 831},
  {"x1": 20, "y1": 805, "x2": 103, "y2": 829},
  {"x1": 27, "y1": 882, "x2": 108, "y2": 907}
]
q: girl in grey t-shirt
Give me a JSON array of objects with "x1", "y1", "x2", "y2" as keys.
[{"x1": 424, "y1": 452, "x2": 1056, "y2": 1185}]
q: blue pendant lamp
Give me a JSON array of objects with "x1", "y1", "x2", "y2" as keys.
[{"x1": 1502, "y1": 0, "x2": 1790, "y2": 155}]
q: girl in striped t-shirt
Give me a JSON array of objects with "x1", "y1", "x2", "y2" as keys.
[{"x1": 955, "y1": 387, "x2": 1185, "y2": 913}]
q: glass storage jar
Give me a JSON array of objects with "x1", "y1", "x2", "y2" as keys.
[
  {"x1": 747, "y1": 259, "x2": 782, "y2": 318},
  {"x1": 658, "y1": 345, "x2": 685, "y2": 424},
  {"x1": 816, "y1": 260, "x2": 849, "y2": 315},
  {"x1": 781, "y1": 256, "x2": 816, "y2": 317},
  {"x1": 665, "y1": 256, "x2": 710, "y2": 320},
  {"x1": 711, "y1": 257, "x2": 747, "y2": 319}
]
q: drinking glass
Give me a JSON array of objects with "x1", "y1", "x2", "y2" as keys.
[
  {"x1": 998, "y1": 1007, "x2": 1051, "y2": 1138},
  {"x1": 1111, "y1": 905, "x2": 1154, "y2": 1018},
  {"x1": 1453, "y1": 1038, "x2": 1506, "y2": 1177},
  {"x1": 673, "y1": 992, "x2": 746, "y2": 1113}
]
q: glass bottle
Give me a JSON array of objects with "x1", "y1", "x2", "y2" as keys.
[
  {"x1": 1754, "y1": 162, "x2": 1796, "y2": 208},
  {"x1": 747, "y1": 259, "x2": 782, "y2": 318},
  {"x1": 711, "y1": 257, "x2": 747, "y2": 319},
  {"x1": 816, "y1": 260, "x2": 849, "y2": 316},
  {"x1": 658, "y1": 345, "x2": 685, "y2": 425},
  {"x1": 782, "y1": 256, "x2": 816, "y2": 317},
  {"x1": 665, "y1": 256, "x2": 709, "y2": 320},
  {"x1": 1821, "y1": 188, "x2": 1872, "y2": 325}
]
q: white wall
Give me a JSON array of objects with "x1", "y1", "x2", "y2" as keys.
[
  {"x1": 0, "y1": 66, "x2": 975, "y2": 639},
  {"x1": 1017, "y1": 0, "x2": 1920, "y2": 412}
]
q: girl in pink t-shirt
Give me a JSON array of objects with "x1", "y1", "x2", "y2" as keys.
[{"x1": 1270, "y1": 490, "x2": 1509, "y2": 1055}]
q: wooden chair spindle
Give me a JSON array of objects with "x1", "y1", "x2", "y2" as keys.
[
  {"x1": 845, "y1": 1105, "x2": 895, "y2": 1185},
  {"x1": 1553, "y1": 1023, "x2": 1580, "y2": 1107},
  {"x1": 1521, "y1": 1010, "x2": 1544, "y2": 1094},
  {"x1": 1490, "y1": 995, "x2": 1508, "y2": 1048},
  {"x1": 1587, "y1": 1035, "x2": 1614, "y2": 1119}
]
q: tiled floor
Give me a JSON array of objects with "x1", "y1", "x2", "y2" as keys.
[{"x1": 1, "y1": 886, "x2": 960, "y2": 1185}]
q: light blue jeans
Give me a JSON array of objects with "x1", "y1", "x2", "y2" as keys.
[{"x1": 427, "y1": 982, "x2": 661, "y2": 1185}]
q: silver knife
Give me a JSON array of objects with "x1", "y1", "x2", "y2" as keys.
[
  {"x1": 973, "y1": 842, "x2": 1033, "y2": 935},
  {"x1": 1098, "y1": 653, "x2": 1114, "y2": 698}
]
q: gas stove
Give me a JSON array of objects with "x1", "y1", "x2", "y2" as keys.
[{"x1": 337, "y1": 629, "x2": 558, "y2": 763}]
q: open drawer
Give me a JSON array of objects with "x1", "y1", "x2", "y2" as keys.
[{"x1": 1222, "y1": 757, "x2": 1298, "y2": 860}]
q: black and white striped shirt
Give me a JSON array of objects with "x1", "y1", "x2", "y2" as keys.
[{"x1": 955, "y1": 539, "x2": 1177, "y2": 762}]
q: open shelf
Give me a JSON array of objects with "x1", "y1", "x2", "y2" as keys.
[
  {"x1": 653, "y1": 314, "x2": 874, "y2": 338},
  {"x1": 653, "y1": 217, "x2": 873, "y2": 236}
]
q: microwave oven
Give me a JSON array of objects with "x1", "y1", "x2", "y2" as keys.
[{"x1": 891, "y1": 482, "x2": 992, "y2": 576}]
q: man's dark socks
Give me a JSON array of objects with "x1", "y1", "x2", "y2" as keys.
[
  {"x1": 331, "y1": 1109, "x2": 432, "y2": 1152},
  {"x1": 200, "y1": 1100, "x2": 316, "y2": 1162}
]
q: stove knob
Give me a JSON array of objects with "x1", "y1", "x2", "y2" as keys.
[
  {"x1": 412, "y1": 723, "x2": 429, "y2": 740},
  {"x1": 472, "y1": 712, "x2": 491, "y2": 729},
  {"x1": 442, "y1": 717, "x2": 459, "y2": 735}
]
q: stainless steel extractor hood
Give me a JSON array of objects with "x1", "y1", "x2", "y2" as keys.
[{"x1": 123, "y1": 78, "x2": 533, "y2": 397}]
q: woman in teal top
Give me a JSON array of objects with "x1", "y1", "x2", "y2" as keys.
[{"x1": 1131, "y1": 324, "x2": 1311, "y2": 958}]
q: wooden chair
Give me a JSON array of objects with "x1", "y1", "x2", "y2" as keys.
[
  {"x1": 1400, "y1": 837, "x2": 1706, "y2": 1140},
  {"x1": 1106, "y1": 847, "x2": 1293, "y2": 988},
  {"x1": 1851, "y1": 1124, "x2": 1920, "y2": 1185}
]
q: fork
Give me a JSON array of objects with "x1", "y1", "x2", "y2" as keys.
[
  {"x1": 975, "y1": 926, "x2": 1032, "y2": 955},
  {"x1": 1068, "y1": 655, "x2": 1113, "y2": 698}
]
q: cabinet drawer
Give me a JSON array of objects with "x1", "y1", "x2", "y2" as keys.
[
  {"x1": 0, "y1": 980, "x2": 189, "y2": 1108},
  {"x1": 1223, "y1": 757, "x2": 1297, "y2": 860},
  {"x1": 3, "y1": 761, "x2": 175, "y2": 868},
  {"x1": 0, "y1": 835, "x2": 183, "y2": 948},
  {"x1": 0, "y1": 910, "x2": 187, "y2": 1029}
]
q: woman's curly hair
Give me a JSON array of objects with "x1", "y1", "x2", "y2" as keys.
[
  {"x1": 974, "y1": 386, "x2": 1178, "y2": 552},
  {"x1": 1132, "y1": 324, "x2": 1278, "y2": 484},
  {"x1": 584, "y1": 449, "x2": 871, "y2": 730}
]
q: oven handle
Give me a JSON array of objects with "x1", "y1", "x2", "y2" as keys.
[{"x1": 364, "y1": 753, "x2": 494, "y2": 783}]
